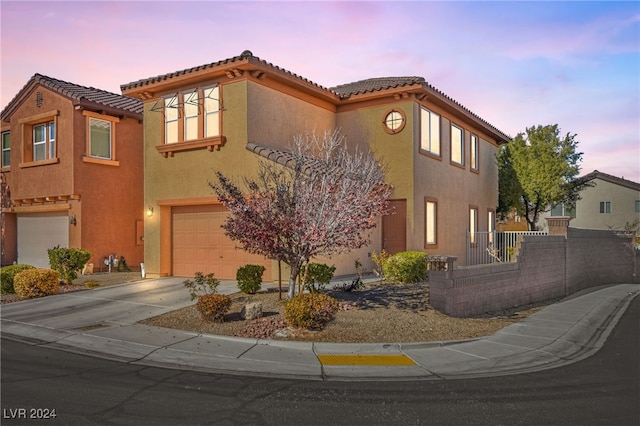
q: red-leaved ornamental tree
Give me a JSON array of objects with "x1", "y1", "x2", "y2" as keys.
[{"x1": 211, "y1": 129, "x2": 391, "y2": 298}]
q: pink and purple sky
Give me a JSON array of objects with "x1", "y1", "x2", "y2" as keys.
[{"x1": 2, "y1": 1, "x2": 639, "y2": 182}]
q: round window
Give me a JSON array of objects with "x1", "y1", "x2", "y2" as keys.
[{"x1": 383, "y1": 109, "x2": 406, "y2": 134}]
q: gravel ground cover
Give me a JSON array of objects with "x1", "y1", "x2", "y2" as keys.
[
  {"x1": 141, "y1": 281, "x2": 553, "y2": 343},
  {"x1": 2, "y1": 272, "x2": 554, "y2": 344}
]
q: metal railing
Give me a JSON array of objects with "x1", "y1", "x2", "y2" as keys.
[{"x1": 466, "y1": 231, "x2": 548, "y2": 265}]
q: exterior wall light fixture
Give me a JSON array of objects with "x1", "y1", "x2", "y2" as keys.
[{"x1": 146, "y1": 206, "x2": 154, "y2": 217}]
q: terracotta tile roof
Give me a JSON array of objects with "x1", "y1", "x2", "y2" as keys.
[
  {"x1": 246, "y1": 142, "x2": 387, "y2": 186},
  {"x1": 2, "y1": 73, "x2": 143, "y2": 121},
  {"x1": 332, "y1": 76, "x2": 510, "y2": 142},
  {"x1": 121, "y1": 50, "x2": 509, "y2": 143},
  {"x1": 330, "y1": 76, "x2": 426, "y2": 96},
  {"x1": 121, "y1": 50, "x2": 332, "y2": 94},
  {"x1": 582, "y1": 170, "x2": 640, "y2": 191}
]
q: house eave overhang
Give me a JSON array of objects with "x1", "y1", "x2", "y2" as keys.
[{"x1": 121, "y1": 54, "x2": 341, "y2": 106}]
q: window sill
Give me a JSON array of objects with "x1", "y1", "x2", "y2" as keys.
[
  {"x1": 156, "y1": 136, "x2": 226, "y2": 158},
  {"x1": 0, "y1": 166, "x2": 10, "y2": 172},
  {"x1": 419, "y1": 149, "x2": 442, "y2": 161},
  {"x1": 82, "y1": 156, "x2": 120, "y2": 167},
  {"x1": 19, "y1": 158, "x2": 59, "y2": 168}
]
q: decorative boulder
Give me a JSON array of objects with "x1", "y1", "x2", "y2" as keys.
[{"x1": 241, "y1": 302, "x2": 263, "y2": 320}]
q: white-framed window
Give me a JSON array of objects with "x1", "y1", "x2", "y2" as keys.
[
  {"x1": 425, "y1": 198, "x2": 437, "y2": 246},
  {"x1": 89, "y1": 118, "x2": 112, "y2": 159},
  {"x1": 636, "y1": 200, "x2": 640, "y2": 213},
  {"x1": 33, "y1": 121, "x2": 55, "y2": 161},
  {"x1": 469, "y1": 207, "x2": 478, "y2": 244},
  {"x1": 162, "y1": 85, "x2": 221, "y2": 145},
  {"x1": 451, "y1": 124, "x2": 464, "y2": 166},
  {"x1": 551, "y1": 203, "x2": 576, "y2": 218},
  {"x1": 204, "y1": 86, "x2": 220, "y2": 138},
  {"x1": 420, "y1": 107, "x2": 440, "y2": 156},
  {"x1": 1, "y1": 131, "x2": 10, "y2": 167},
  {"x1": 184, "y1": 90, "x2": 199, "y2": 141},
  {"x1": 470, "y1": 134, "x2": 478, "y2": 171},
  {"x1": 599, "y1": 201, "x2": 611, "y2": 214},
  {"x1": 165, "y1": 95, "x2": 179, "y2": 144}
]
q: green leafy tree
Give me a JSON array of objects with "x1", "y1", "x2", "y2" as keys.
[{"x1": 498, "y1": 124, "x2": 591, "y2": 230}]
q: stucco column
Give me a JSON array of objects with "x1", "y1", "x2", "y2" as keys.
[{"x1": 545, "y1": 216, "x2": 571, "y2": 237}]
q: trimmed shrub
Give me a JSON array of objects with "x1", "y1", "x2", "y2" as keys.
[
  {"x1": 236, "y1": 264, "x2": 265, "y2": 294},
  {"x1": 47, "y1": 246, "x2": 91, "y2": 284},
  {"x1": 300, "y1": 263, "x2": 336, "y2": 293},
  {"x1": 384, "y1": 251, "x2": 428, "y2": 284},
  {"x1": 184, "y1": 272, "x2": 220, "y2": 300},
  {"x1": 284, "y1": 293, "x2": 339, "y2": 330},
  {"x1": 196, "y1": 293, "x2": 232, "y2": 322},
  {"x1": 13, "y1": 268, "x2": 60, "y2": 299},
  {"x1": 0, "y1": 264, "x2": 35, "y2": 294}
]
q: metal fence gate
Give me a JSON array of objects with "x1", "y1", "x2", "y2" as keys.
[{"x1": 466, "y1": 231, "x2": 548, "y2": 265}]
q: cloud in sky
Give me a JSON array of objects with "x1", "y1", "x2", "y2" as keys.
[{"x1": 1, "y1": 0, "x2": 638, "y2": 181}]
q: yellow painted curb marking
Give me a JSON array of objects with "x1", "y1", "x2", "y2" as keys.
[{"x1": 317, "y1": 354, "x2": 416, "y2": 366}]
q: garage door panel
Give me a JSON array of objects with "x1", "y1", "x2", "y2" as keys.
[
  {"x1": 17, "y1": 213, "x2": 69, "y2": 268},
  {"x1": 172, "y1": 205, "x2": 271, "y2": 279}
]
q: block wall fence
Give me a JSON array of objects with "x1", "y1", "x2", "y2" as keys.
[{"x1": 429, "y1": 219, "x2": 639, "y2": 317}]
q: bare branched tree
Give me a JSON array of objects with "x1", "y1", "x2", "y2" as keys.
[{"x1": 211, "y1": 129, "x2": 391, "y2": 298}]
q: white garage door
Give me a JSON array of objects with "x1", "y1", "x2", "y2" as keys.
[
  {"x1": 172, "y1": 205, "x2": 271, "y2": 279},
  {"x1": 17, "y1": 212, "x2": 69, "y2": 268}
]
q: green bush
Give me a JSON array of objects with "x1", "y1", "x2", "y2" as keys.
[
  {"x1": 47, "y1": 246, "x2": 91, "y2": 285},
  {"x1": 236, "y1": 264, "x2": 265, "y2": 294},
  {"x1": 284, "y1": 293, "x2": 339, "y2": 330},
  {"x1": 184, "y1": 272, "x2": 220, "y2": 300},
  {"x1": 0, "y1": 264, "x2": 35, "y2": 294},
  {"x1": 384, "y1": 251, "x2": 428, "y2": 284},
  {"x1": 13, "y1": 268, "x2": 60, "y2": 299},
  {"x1": 196, "y1": 293, "x2": 232, "y2": 322},
  {"x1": 300, "y1": 263, "x2": 336, "y2": 293}
]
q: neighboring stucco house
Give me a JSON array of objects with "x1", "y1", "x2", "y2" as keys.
[
  {"x1": 1, "y1": 74, "x2": 144, "y2": 270},
  {"x1": 539, "y1": 170, "x2": 640, "y2": 238},
  {"x1": 121, "y1": 50, "x2": 510, "y2": 280}
]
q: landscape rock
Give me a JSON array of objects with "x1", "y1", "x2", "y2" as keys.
[{"x1": 241, "y1": 302, "x2": 263, "y2": 320}]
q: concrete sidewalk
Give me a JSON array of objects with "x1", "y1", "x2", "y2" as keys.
[{"x1": 1, "y1": 278, "x2": 638, "y2": 381}]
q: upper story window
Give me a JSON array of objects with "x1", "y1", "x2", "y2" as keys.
[
  {"x1": 451, "y1": 124, "x2": 464, "y2": 166},
  {"x1": 82, "y1": 111, "x2": 119, "y2": 166},
  {"x1": 599, "y1": 201, "x2": 611, "y2": 214},
  {"x1": 17, "y1": 110, "x2": 60, "y2": 168},
  {"x1": 157, "y1": 86, "x2": 223, "y2": 157},
  {"x1": 1, "y1": 131, "x2": 10, "y2": 168},
  {"x1": 164, "y1": 86, "x2": 220, "y2": 144},
  {"x1": 551, "y1": 202, "x2": 576, "y2": 218},
  {"x1": 33, "y1": 121, "x2": 55, "y2": 161},
  {"x1": 420, "y1": 107, "x2": 440, "y2": 156},
  {"x1": 470, "y1": 134, "x2": 479, "y2": 171},
  {"x1": 382, "y1": 109, "x2": 406, "y2": 134},
  {"x1": 89, "y1": 118, "x2": 112, "y2": 159},
  {"x1": 636, "y1": 200, "x2": 640, "y2": 213}
]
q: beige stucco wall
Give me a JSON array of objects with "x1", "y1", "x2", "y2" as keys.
[
  {"x1": 539, "y1": 178, "x2": 640, "y2": 236},
  {"x1": 411, "y1": 102, "x2": 499, "y2": 263}
]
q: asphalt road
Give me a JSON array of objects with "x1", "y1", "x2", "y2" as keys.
[{"x1": 2, "y1": 295, "x2": 638, "y2": 426}]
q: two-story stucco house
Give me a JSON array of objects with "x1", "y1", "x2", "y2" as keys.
[
  {"x1": 540, "y1": 170, "x2": 640, "y2": 238},
  {"x1": 1, "y1": 74, "x2": 144, "y2": 270},
  {"x1": 121, "y1": 50, "x2": 510, "y2": 280}
]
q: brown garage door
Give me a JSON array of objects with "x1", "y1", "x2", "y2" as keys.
[{"x1": 172, "y1": 205, "x2": 272, "y2": 279}]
